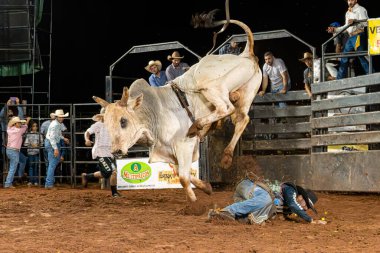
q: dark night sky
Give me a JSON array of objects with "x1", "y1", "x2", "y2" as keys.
[{"x1": 41, "y1": 0, "x2": 380, "y2": 103}]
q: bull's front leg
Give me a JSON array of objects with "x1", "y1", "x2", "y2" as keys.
[
  {"x1": 175, "y1": 139, "x2": 198, "y2": 202},
  {"x1": 187, "y1": 120, "x2": 203, "y2": 138}
]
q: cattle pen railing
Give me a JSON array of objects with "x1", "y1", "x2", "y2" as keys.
[{"x1": 208, "y1": 72, "x2": 380, "y2": 192}]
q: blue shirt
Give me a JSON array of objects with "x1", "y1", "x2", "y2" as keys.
[{"x1": 148, "y1": 71, "x2": 168, "y2": 87}]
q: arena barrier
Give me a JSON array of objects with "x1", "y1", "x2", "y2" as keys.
[{"x1": 208, "y1": 72, "x2": 380, "y2": 192}]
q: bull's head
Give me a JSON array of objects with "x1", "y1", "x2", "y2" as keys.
[{"x1": 93, "y1": 86, "x2": 153, "y2": 155}]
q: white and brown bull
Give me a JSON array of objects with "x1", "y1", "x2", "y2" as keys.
[{"x1": 93, "y1": 11, "x2": 262, "y2": 202}]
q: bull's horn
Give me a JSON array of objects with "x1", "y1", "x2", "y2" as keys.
[
  {"x1": 93, "y1": 96, "x2": 109, "y2": 107},
  {"x1": 119, "y1": 87, "x2": 129, "y2": 106}
]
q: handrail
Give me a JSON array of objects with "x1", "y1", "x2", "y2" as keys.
[
  {"x1": 107, "y1": 41, "x2": 202, "y2": 102},
  {"x1": 321, "y1": 19, "x2": 369, "y2": 81}
]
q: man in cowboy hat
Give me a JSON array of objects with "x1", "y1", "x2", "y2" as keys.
[
  {"x1": 326, "y1": 0, "x2": 370, "y2": 79},
  {"x1": 0, "y1": 97, "x2": 24, "y2": 158},
  {"x1": 165, "y1": 51, "x2": 190, "y2": 81},
  {"x1": 4, "y1": 116, "x2": 31, "y2": 188},
  {"x1": 145, "y1": 60, "x2": 168, "y2": 87},
  {"x1": 81, "y1": 107, "x2": 121, "y2": 197},
  {"x1": 40, "y1": 110, "x2": 68, "y2": 170},
  {"x1": 44, "y1": 109, "x2": 70, "y2": 189},
  {"x1": 299, "y1": 52, "x2": 314, "y2": 98}
]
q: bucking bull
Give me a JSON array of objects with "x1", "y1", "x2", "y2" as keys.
[{"x1": 93, "y1": 9, "x2": 262, "y2": 202}]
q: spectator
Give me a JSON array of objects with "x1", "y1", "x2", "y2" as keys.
[
  {"x1": 81, "y1": 107, "x2": 121, "y2": 197},
  {"x1": 165, "y1": 51, "x2": 190, "y2": 81},
  {"x1": 24, "y1": 121, "x2": 44, "y2": 186},
  {"x1": 218, "y1": 37, "x2": 242, "y2": 55},
  {"x1": 299, "y1": 52, "x2": 314, "y2": 98},
  {"x1": 0, "y1": 97, "x2": 24, "y2": 152},
  {"x1": 4, "y1": 116, "x2": 31, "y2": 188},
  {"x1": 326, "y1": 21, "x2": 349, "y2": 80},
  {"x1": 258, "y1": 51, "x2": 291, "y2": 108},
  {"x1": 44, "y1": 109, "x2": 70, "y2": 189},
  {"x1": 327, "y1": 0, "x2": 369, "y2": 79},
  {"x1": 145, "y1": 60, "x2": 168, "y2": 87}
]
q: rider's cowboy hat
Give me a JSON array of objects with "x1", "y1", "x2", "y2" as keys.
[{"x1": 92, "y1": 107, "x2": 105, "y2": 122}]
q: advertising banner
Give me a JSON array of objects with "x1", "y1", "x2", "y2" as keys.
[
  {"x1": 368, "y1": 18, "x2": 380, "y2": 55},
  {"x1": 116, "y1": 158, "x2": 199, "y2": 190}
]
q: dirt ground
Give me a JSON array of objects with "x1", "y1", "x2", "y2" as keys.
[{"x1": 0, "y1": 184, "x2": 379, "y2": 253}]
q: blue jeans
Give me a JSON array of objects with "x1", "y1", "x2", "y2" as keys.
[
  {"x1": 17, "y1": 152, "x2": 27, "y2": 178},
  {"x1": 337, "y1": 34, "x2": 369, "y2": 79},
  {"x1": 223, "y1": 181, "x2": 272, "y2": 219},
  {"x1": 28, "y1": 154, "x2": 40, "y2": 184},
  {"x1": 271, "y1": 82, "x2": 291, "y2": 109},
  {"x1": 4, "y1": 149, "x2": 27, "y2": 187},
  {"x1": 44, "y1": 139, "x2": 61, "y2": 188}
]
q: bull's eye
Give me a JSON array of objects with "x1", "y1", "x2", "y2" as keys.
[{"x1": 120, "y1": 117, "x2": 127, "y2": 128}]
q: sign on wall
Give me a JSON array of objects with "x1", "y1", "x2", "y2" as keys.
[
  {"x1": 368, "y1": 18, "x2": 380, "y2": 55},
  {"x1": 116, "y1": 158, "x2": 199, "y2": 190}
]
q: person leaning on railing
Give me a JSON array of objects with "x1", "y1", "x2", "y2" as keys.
[{"x1": 326, "y1": 0, "x2": 370, "y2": 80}]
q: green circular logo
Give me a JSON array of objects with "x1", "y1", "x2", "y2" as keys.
[{"x1": 120, "y1": 161, "x2": 151, "y2": 183}]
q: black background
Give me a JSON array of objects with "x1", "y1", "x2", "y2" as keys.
[{"x1": 45, "y1": 0, "x2": 380, "y2": 103}]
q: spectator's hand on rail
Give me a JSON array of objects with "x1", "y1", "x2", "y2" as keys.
[{"x1": 279, "y1": 88, "x2": 287, "y2": 94}]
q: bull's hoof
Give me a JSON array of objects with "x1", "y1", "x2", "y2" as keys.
[
  {"x1": 187, "y1": 122, "x2": 202, "y2": 138},
  {"x1": 203, "y1": 182, "x2": 213, "y2": 195},
  {"x1": 220, "y1": 153, "x2": 233, "y2": 170},
  {"x1": 187, "y1": 127, "x2": 198, "y2": 138}
]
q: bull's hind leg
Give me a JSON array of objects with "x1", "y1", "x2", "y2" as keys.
[
  {"x1": 188, "y1": 88, "x2": 235, "y2": 137},
  {"x1": 221, "y1": 78, "x2": 261, "y2": 169}
]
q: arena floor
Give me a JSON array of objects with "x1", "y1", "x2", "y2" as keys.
[{"x1": 0, "y1": 185, "x2": 379, "y2": 253}]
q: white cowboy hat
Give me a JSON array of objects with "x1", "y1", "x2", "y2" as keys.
[
  {"x1": 167, "y1": 51, "x2": 184, "y2": 61},
  {"x1": 92, "y1": 107, "x2": 105, "y2": 121},
  {"x1": 50, "y1": 109, "x2": 69, "y2": 118},
  {"x1": 8, "y1": 116, "x2": 26, "y2": 128},
  {"x1": 144, "y1": 60, "x2": 162, "y2": 73}
]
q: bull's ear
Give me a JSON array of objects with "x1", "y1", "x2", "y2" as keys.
[
  {"x1": 131, "y1": 93, "x2": 144, "y2": 110},
  {"x1": 119, "y1": 87, "x2": 129, "y2": 106},
  {"x1": 93, "y1": 96, "x2": 109, "y2": 107}
]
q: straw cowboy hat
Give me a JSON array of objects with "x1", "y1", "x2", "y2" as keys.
[
  {"x1": 144, "y1": 60, "x2": 162, "y2": 73},
  {"x1": 8, "y1": 116, "x2": 26, "y2": 128},
  {"x1": 92, "y1": 107, "x2": 105, "y2": 122},
  {"x1": 167, "y1": 51, "x2": 184, "y2": 61},
  {"x1": 298, "y1": 52, "x2": 313, "y2": 62},
  {"x1": 50, "y1": 109, "x2": 69, "y2": 118}
]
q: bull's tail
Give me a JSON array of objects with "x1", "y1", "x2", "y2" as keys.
[{"x1": 191, "y1": 10, "x2": 254, "y2": 57}]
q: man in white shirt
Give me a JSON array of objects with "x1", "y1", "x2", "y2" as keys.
[
  {"x1": 327, "y1": 0, "x2": 369, "y2": 79},
  {"x1": 258, "y1": 51, "x2": 291, "y2": 108}
]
